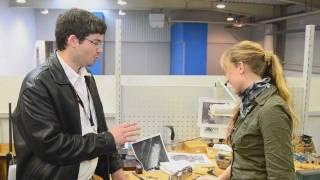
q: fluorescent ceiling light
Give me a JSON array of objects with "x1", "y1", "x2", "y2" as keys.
[
  {"x1": 117, "y1": 0, "x2": 127, "y2": 6},
  {"x1": 227, "y1": 17, "x2": 234, "y2": 21},
  {"x1": 216, "y1": 4, "x2": 226, "y2": 9},
  {"x1": 41, "y1": 9, "x2": 49, "y2": 15},
  {"x1": 118, "y1": 10, "x2": 126, "y2": 16},
  {"x1": 16, "y1": 0, "x2": 26, "y2": 3},
  {"x1": 226, "y1": 14, "x2": 234, "y2": 21},
  {"x1": 216, "y1": 0, "x2": 226, "y2": 9}
]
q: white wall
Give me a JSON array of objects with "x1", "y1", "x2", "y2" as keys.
[
  {"x1": 251, "y1": 25, "x2": 268, "y2": 46},
  {"x1": 206, "y1": 24, "x2": 265, "y2": 75},
  {"x1": 0, "y1": 76, "x2": 23, "y2": 144},
  {"x1": 284, "y1": 6, "x2": 320, "y2": 73},
  {"x1": 103, "y1": 11, "x2": 171, "y2": 75},
  {"x1": 34, "y1": 9, "x2": 62, "y2": 41},
  {"x1": 0, "y1": 0, "x2": 36, "y2": 75},
  {"x1": 282, "y1": 7, "x2": 320, "y2": 149},
  {"x1": 35, "y1": 9, "x2": 271, "y2": 76},
  {"x1": 34, "y1": 10, "x2": 171, "y2": 75}
]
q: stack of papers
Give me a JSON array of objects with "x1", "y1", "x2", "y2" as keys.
[
  {"x1": 160, "y1": 160, "x2": 192, "y2": 175},
  {"x1": 213, "y1": 144, "x2": 232, "y2": 152},
  {"x1": 168, "y1": 152, "x2": 213, "y2": 167}
]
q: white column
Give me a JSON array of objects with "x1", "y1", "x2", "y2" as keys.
[
  {"x1": 301, "y1": 25, "x2": 315, "y2": 135},
  {"x1": 115, "y1": 19, "x2": 122, "y2": 124}
]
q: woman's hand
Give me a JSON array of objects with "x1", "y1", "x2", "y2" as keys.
[{"x1": 217, "y1": 165, "x2": 231, "y2": 180}]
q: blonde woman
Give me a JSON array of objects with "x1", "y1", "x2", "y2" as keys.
[{"x1": 218, "y1": 41, "x2": 298, "y2": 180}]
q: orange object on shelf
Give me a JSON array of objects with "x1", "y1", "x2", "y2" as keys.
[{"x1": 183, "y1": 140, "x2": 208, "y2": 153}]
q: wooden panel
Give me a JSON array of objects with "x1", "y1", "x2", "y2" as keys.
[
  {"x1": 0, "y1": 144, "x2": 15, "y2": 157},
  {"x1": 0, "y1": 157, "x2": 6, "y2": 180},
  {"x1": 0, "y1": 144, "x2": 15, "y2": 180}
]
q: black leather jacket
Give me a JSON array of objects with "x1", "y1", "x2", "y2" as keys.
[{"x1": 13, "y1": 54, "x2": 123, "y2": 180}]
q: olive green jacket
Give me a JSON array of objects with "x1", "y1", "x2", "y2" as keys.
[{"x1": 230, "y1": 85, "x2": 296, "y2": 180}]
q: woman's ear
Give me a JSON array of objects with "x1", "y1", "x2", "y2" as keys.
[{"x1": 237, "y1": 61, "x2": 245, "y2": 75}]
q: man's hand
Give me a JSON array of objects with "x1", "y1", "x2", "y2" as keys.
[{"x1": 110, "y1": 122, "x2": 140, "y2": 146}]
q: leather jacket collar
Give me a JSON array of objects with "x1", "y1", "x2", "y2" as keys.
[{"x1": 48, "y1": 52, "x2": 72, "y2": 85}]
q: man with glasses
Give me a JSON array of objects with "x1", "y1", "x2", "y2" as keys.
[{"x1": 13, "y1": 8, "x2": 139, "y2": 180}]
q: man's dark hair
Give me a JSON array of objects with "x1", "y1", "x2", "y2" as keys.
[{"x1": 55, "y1": 8, "x2": 107, "y2": 50}]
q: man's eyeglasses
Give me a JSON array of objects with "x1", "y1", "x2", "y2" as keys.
[{"x1": 85, "y1": 38, "x2": 105, "y2": 47}]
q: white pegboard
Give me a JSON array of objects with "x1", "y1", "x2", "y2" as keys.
[
  {"x1": 118, "y1": 76, "x2": 320, "y2": 142},
  {"x1": 121, "y1": 86, "x2": 215, "y2": 141},
  {"x1": 286, "y1": 77, "x2": 318, "y2": 124},
  {"x1": 1, "y1": 76, "x2": 319, "y2": 144}
]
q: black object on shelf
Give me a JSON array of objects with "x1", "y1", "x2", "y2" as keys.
[{"x1": 6, "y1": 103, "x2": 16, "y2": 179}]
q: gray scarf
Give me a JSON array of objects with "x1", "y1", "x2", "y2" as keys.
[{"x1": 239, "y1": 77, "x2": 271, "y2": 119}]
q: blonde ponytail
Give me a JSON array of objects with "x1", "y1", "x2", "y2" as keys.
[{"x1": 268, "y1": 53, "x2": 300, "y2": 137}]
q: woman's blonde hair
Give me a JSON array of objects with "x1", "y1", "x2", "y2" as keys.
[{"x1": 220, "y1": 40, "x2": 299, "y2": 143}]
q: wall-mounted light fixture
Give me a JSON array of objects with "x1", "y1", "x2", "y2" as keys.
[
  {"x1": 117, "y1": 0, "x2": 127, "y2": 6},
  {"x1": 41, "y1": 9, "x2": 49, "y2": 15},
  {"x1": 16, "y1": 0, "x2": 26, "y2": 4},
  {"x1": 118, "y1": 10, "x2": 126, "y2": 16}
]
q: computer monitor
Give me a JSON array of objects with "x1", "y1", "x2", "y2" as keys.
[
  {"x1": 131, "y1": 134, "x2": 170, "y2": 171},
  {"x1": 198, "y1": 97, "x2": 234, "y2": 139}
]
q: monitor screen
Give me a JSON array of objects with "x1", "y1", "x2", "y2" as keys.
[{"x1": 131, "y1": 134, "x2": 170, "y2": 171}]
